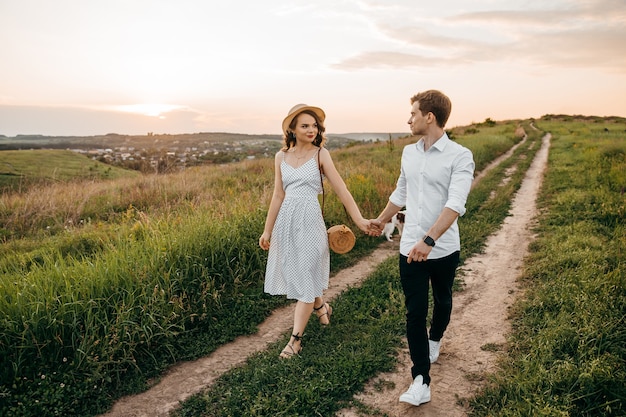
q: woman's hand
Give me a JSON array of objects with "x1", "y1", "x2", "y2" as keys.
[
  {"x1": 355, "y1": 218, "x2": 373, "y2": 234},
  {"x1": 259, "y1": 232, "x2": 271, "y2": 250},
  {"x1": 367, "y1": 219, "x2": 383, "y2": 237}
]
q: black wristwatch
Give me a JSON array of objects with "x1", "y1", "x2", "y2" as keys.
[{"x1": 423, "y1": 236, "x2": 436, "y2": 247}]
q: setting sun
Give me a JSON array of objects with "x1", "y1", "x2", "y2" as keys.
[
  {"x1": 0, "y1": 0, "x2": 623, "y2": 137},
  {"x1": 114, "y1": 103, "x2": 184, "y2": 118}
]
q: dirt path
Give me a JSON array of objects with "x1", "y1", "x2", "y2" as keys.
[
  {"x1": 102, "y1": 247, "x2": 398, "y2": 417},
  {"x1": 102, "y1": 133, "x2": 550, "y2": 417},
  {"x1": 338, "y1": 133, "x2": 551, "y2": 417}
]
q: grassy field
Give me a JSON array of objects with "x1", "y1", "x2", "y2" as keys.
[
  {"x1": 0, "y1": 117, "x2": 623, "y2": 416},
  {"x1": 172, "y1": 121, "x2": 546, "y2": 417},
  {"x1": 469, "y1": 116, "x2": 626, "y2": 416},
  {"x1": 0, "y1": 150, "x2": 138, "y2": 192}
]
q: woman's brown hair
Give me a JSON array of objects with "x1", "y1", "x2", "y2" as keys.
[{"x1": 282, "y1": 110, "x2": 326, "y2": 151}]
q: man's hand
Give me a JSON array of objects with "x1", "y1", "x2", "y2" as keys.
[
  {"x1": 406, "y1": 241, "x2": 432, "y2": 263},
  {"x1": 366, "y1": 219, "x2": 383, "y2": 237}
]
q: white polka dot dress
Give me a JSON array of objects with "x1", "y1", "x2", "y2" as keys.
[{"x1": 264, "y1": 150, "x2": 330, "y2": 303}]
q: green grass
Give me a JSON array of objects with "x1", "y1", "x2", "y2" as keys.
[
  {"x1": 461, "y1": 121, "x2": 543, "y2": 259},
  {"x1": 174, "y1": 258, "x2": 405, "y2": 417},
  {"x1": 0, "y1": 149, "x2": 137, "y2": 191},
  {"x1": 468, "y1": 115, "x2": 626, "y2": 417},
  {"x1": 3, "y1": 117, "x2": 613, "y2": 416},
  {"x1": 171, "y1": 121, "x2": 544, "y2": 416}
]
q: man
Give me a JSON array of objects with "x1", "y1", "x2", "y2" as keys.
[{"x1": 371, "y1": 90, "x2": 474, "y2": 406}]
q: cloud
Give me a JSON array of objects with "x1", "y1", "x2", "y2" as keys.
[
  {"x1": 454, "y1": 0, "x2": 626, "y2": 27},
  {"x1": 330, "y1": 0, "x2": 626, "y2": 73},
  {"x1": 331, "y1": 51, "x2": 467, "y2": 70},
  {"x1": 0, "y1": 105, "x2": 204, "y2": 137},
  {"x1": 0, "y1": 104, "x2": 280, "y2": 137},
  {"x1": 505, "y1": 27, "x2": 626, "y2": 71}
]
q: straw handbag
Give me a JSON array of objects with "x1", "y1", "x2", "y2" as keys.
[
  {"x1": 326, "y1": 224, "x2": 356, "y2": 254},
  {"x1": 317, "y1": 150, "x2": 356, "y2": 254}
]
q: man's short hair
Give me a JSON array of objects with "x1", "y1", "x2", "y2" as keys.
[{"x1": 410, "y1": 90, "x2": 452, "y2": 128}]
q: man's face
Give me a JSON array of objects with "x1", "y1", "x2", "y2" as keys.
[{"x1": 408, "y1": 101, "x2": 428, "y2": 136}]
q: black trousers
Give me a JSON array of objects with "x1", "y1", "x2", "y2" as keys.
[{"x1": 399, "y1": 251, "x2": 460, "y2": 385}]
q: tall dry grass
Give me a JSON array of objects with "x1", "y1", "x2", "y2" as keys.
[{"x1": 0, "y1": 121, "x2": 526, "y2": 416}]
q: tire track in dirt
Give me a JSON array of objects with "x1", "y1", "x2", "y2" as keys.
[
  {"x1": 101, "y1": 247, "x2": 398, "y2": 417},
  {"x1": 101, "y1": 133, "x2": 546, "y2": 417},
  {"x1": 337, "y1": 133, "x2": 551, "y2": 417}
]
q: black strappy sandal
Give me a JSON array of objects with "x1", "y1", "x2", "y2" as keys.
[
  {"x1": 313, "y1": 302, "x2": 333, "y2": 326},
  {"x1": 280, "y1": 333, "x2": 303, "y2": 359}
]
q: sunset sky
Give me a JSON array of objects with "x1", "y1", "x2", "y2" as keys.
[{"x1": 1, "y1": 0, "x2": 625, "y2": 137}]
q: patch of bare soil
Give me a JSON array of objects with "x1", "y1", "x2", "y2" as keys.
[
  {"x1": 102, "y1": 133, "x2": 550, "y2": 417},
  {"x1": 101, "y1": 247, "x2": 398, "y2": 417},
  {"x1": 338, "y1": 133, "x2": 551, "y2": 417}
]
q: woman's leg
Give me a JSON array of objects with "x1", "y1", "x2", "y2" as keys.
[
  {"x1": 313, "y1": 296, "x2": 332, "y2": 325},
  {"x1": 281, "y1": 300, "x2": 314, "y2": 357}
]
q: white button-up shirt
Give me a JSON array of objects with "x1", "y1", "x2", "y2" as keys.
[{"x1": 389, "y1": 133, "x2": 475, "y2": 259}]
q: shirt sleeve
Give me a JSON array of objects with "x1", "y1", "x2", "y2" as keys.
[
  {"x1": 444, "y1": 148, "x2": 475, "y2": 217},
  {"x1": 389, "y1": 149, "x2": 408, "y2": 208}
]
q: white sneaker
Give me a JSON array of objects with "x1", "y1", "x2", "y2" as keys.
[
  {"x1": 399, "y1": 375, "x2": 431, "y2": 406},
  {"x1": 429, "y1": 339, "x2": 441, "y2": 363}
]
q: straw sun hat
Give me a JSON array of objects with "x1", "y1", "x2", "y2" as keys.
[{"x1": 282, "y1": 104, "x2": 326, "y2": 136}]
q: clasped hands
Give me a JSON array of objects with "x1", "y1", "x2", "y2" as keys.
[
  {"x1": 359, "y1": 218, "x2": 431, "y2": 263},
  {"x1": 355, "y1": 218, "x2": 384, "y2": 237}
]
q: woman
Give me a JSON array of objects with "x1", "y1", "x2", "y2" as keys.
[{"x1": 259, "y1": 104, "x2": 370, "y2": 358}]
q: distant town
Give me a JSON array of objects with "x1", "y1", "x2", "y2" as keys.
[
  {"x1": 0, "y1": 131, "x2": 404, "y2": 173},
  {"x1": 69, "y1": 137, "x2": 287, "y2": 173}
]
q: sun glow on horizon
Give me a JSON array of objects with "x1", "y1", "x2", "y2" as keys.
[
  {"x1": 114, "y1": 103, "x2": 185, "y2": 118},
  {"x1": 1, "y1": 1, "x2": 624, "y2": 137}
]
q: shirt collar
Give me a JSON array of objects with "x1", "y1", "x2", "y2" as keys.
[{"x1": 419, "y1": 132, "x2": 450, "y2": 151}]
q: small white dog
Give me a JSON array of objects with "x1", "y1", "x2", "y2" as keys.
[{"x1": 382, "y1": 211, "x2": 405, "y2": 241}]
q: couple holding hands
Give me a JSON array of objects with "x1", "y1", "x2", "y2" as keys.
[{"x1": 258, "y1": 90, "x2": 475, "y2": 407}]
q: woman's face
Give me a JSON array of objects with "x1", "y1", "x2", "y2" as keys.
[{"x1": 292, "y1": 113, "x2": 319, "y2": 145}]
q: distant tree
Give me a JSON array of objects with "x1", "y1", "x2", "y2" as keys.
[{"x1": 387, "y1": 133, "x2": 395, "y2": 152}]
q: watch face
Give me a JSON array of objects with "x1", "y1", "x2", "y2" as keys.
[{"x1": 424, "y1": 236, "x2": 435, "y2": 247}]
